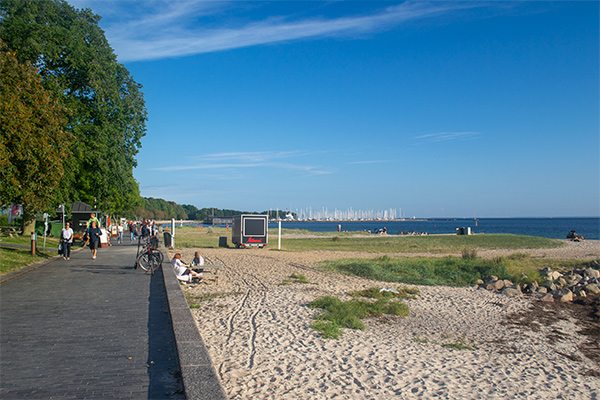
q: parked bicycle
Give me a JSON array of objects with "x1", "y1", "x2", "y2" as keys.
[{"x1": 134, "y1": 235, "x2": 163, "y2": 274}]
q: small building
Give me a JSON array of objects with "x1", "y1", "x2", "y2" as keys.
[
  {"x1": 205, "y1": 216, "x2": 234, "y2": 225},
  {"x1": 69, "y1": 202, "x2": 101, "y2": 232}
]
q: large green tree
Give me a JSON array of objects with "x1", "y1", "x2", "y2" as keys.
[
  {"x1": 0, "y1": 0, "x2": 147, "y2": 216},
  {"x1": 0, "y1": 42, "x2": 72, "y2": 234}
]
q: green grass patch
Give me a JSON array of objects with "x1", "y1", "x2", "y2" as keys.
[
  {"x1": 277, "y1": 234, "x2": 565, "y2": 253},
  {"x1": 309, "y1": 294, "x2": 409, "y2": 339},
  {"x1": 320, "y1": 255, "x2": 515, "y2": 286},
  {"x1": 348, "y1": 286, "x2": 420, "y2": 299},
  {"x1": 0, "y1": 247, "x2": 57, "y2": 276},
  {"x1": 184, "y1": 291, "x2": 243, "y2": 309},
  {"x1": 442, "y1": 338, "x2": 477, "y2": 351},
  {"x1": 280, "y1": 273, "x2": 313, "y2": 285},
  {"x1": 320, "y1": 254, "x2": 599, "y2": 287}
]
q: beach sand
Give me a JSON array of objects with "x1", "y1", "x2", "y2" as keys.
[{"x1": 175, "y1": 239, "x2": 600, "y2": 399}]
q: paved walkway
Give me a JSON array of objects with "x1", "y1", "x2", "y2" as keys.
[{"x1": 1, "y1": 242, "x2": 185, "y2": 399}]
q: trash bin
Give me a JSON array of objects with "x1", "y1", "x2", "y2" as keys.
[
  {"x1": 219, "y1": 236, "x2": 228, "y2": 248},
  {"x1": 163, "y1": 232, "x2": 172, "y2": 247}
]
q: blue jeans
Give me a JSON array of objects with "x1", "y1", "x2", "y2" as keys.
[{"x1": 63, "y1": 241, "x2": 72, "y2": 258}]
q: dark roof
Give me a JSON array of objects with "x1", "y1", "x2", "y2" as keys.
[{"x1": 71, "y1": 201, "x2": 101, "y2": 214}]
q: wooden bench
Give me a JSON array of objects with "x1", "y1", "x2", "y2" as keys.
[
  {"x1": 190, "y1": 264, "x2": 223, "y2": 285},
  {"x1": 0, "y1": 226, "x2": 17, "y2": 238}
]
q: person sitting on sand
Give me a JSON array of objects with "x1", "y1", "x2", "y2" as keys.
[
  {"x1": 566, "y1": 230, "x2": 585, "y2": 242},
  {"x1": 192, "y1": 251, "x2": 205, "y2": 267},
  {"x1": 171, "y1": 253, "x2": 203, "y2": 283}
]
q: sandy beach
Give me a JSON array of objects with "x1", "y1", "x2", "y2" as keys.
[{"x1": 174, "y1": 239, "x2": 600, "y2": 399}]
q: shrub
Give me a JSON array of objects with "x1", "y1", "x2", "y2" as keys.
[
  {"x1": 461, "y1": 247, "x2": 477, "y2": 260},
  {"x1": 309, "y1": 294, "x2": 409, "y2": 338}
]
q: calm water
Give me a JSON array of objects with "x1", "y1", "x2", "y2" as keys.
[{"x1": 267, "y1": 218, "x2": 600, "y2": 240}]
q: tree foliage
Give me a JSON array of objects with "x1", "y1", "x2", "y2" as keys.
[
  {"x1": 134, "y1": 197, "x2": 295, "y2": 221},
  {"x1": 0, "y1": 41, "x2": 73, "y2": 233},
  {"x1": 0, "y1": 0, "x2": 147, "y2": 216}
]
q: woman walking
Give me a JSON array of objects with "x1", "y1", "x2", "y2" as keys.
[
  {"x1": 117, "y1": 223, "x2": 124, "y2": 244},
  {"x1": 88, "y1": 220, "x2": 102, "y2": 259},
  {"x1": 60, "y1": 222, "x2": 74, "y2": 260}
]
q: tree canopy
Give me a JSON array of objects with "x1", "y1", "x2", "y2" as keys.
[
  {"x1": 0, "y1": 0, "x2": 147, "y2": 219},
  {"x1": 0, "y1": 41, "x2": 72, "y2": 233}
]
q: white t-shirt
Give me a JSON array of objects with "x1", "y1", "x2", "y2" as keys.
[
  {"x1": 61, "y1": 228, "x2": 74, "y2": 242},
  {"x1": 171, "y1": 258, "x2": 192, "y2": 282}
]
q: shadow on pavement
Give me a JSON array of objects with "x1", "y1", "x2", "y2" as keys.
[{"x1": 147, "y1": 266, "x2": 185, "y2": 398}]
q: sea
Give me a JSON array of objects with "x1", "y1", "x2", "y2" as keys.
[{"x1": 266, "y1": 217, "x2": 600, "y2": 240}]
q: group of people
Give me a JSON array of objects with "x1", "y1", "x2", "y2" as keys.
[
  {"x1": 567, "y1": 230, "x2": 585, "y2": 242},
  {"x1": 128, "y1": 220, "x2": 157, "y2": 243},
  {"x1": 57, "y1": 213, "x2": 102, "y2": 260},
  {"x1": 59, "y1": 214, "x2": 160, "y2": 261},
  {"x1": 171, "y1": 251, "x2": 205, "y2": 283}
]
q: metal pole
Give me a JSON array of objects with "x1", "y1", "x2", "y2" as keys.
[
  {"x1": 278, "y1": 220, "x2": 281, "y2": 250},
  {"x1": 171, "y1": 218, "x2": 175, "y2": 248},
  {"x1": 43, "y1": 214, "x2": 48, "y2": 249}
]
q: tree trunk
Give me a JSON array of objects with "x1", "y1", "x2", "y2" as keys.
[{"x1": 21, "y1": 206, "x2": 37, "y2": 236}]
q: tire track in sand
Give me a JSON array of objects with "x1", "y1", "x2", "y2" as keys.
[{"x1": 207, "y1": 254, "x2": 267, "y2": 370}]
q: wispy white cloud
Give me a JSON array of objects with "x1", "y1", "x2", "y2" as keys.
[
  {"x1": 151, "y1": 150, "x2": 334, "y2": 175},
  {"x1": 86, "y1": 1, "x2": 481, "y2": 62},
  {"x1": 414, "y1": 131, "x2": 480, "y2": 143},
  {"x1": 347, "y1": 160, "x2": 389, "y2": 165}
]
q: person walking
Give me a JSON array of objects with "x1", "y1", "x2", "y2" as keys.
[
  {"x1": 88, "y1": 220, "x2": 102, "y2": 259},
  {"x1": 60, "y1": 222, "x2": 74, "y2": 260},
  {"x1": 129, "y1": 222, "x2": 135, "y2": 242},
  {"x1": 117, "y1": 223, "x2": 124, "y2": 244}
]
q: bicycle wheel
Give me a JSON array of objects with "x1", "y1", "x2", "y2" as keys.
[
  {"x1": 148, "y1": 252, "x2": 162, "y2": 272},
  {"x1": 137, "y1": 252, "x2": 153, "y2": 272},
  {"x1": 154, "y1": 249, "x2": 164, "y2": 263},
  {"x1": 138, "y1": 250, "x2": 162, "y2": 272}
]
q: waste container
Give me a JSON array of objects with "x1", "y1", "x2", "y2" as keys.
[
  {"x1": 219, "y1": 236, "x2": 228, "y2": 248},
  {"x1": 163, "y1": 232, "x2": 172, "y2": 247}
]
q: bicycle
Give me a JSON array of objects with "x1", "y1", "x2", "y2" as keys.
[{"x1": 135, "y1": 235, "x2": 163, "y2": 274}]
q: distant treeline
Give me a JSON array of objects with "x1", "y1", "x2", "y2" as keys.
[{"x1": 135, "y1": 197, "x2": 294, "y2": 221}]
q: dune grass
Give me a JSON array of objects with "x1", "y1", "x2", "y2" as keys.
[
  {"x1": 319, "y1": 254, "x2": 598, "y2": 287},
  {"x1": 309, "y1": 294, "x2": 410, "y2": 339}
]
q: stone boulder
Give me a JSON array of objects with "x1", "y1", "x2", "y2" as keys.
[
  {"x1": 539, "y1": 293, "x2": 554, "y2": 302},
  {"x1": 553, "y1": 288, "x2": 573, "y2": 302},
  {"x1": 484, "y1": 280, "x2": 505, "y2": 291},
  {"x1": 584, "y1": 268, "x2": 600, "y2": 279},
  {"x1": 502, "y1": 286, "x2": 522, "y2": 297},
  {"x1": 542, "y1": 280, "x2": 556, "y2": 291},
  {"x1": 583, "y1": 283, "x2": 600, "y2": 295}
]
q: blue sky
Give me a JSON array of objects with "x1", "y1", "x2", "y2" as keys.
[{"x1": 70, "y1": 1, "x2": 599, "y2": 218}]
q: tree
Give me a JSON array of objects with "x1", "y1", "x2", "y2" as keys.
[
  {"x1": 0, "y1": 42, "x2": 73, "y2": 234},
  {"x1": 0, "y1": 0, "x2": 147, "y2": 216}
]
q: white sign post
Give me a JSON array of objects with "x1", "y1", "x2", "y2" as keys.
[
  {"x1": 43, "y1": 213, "x2": 48, "y2": 249},
  {"x1": 171, "y1": 218, "x2": 175, "y2": 248},
  {"x1": 278, "y1": 220, "x2": 281, "y2": 250}
]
